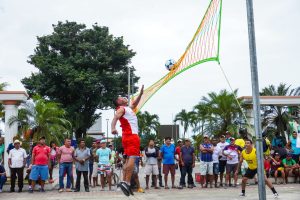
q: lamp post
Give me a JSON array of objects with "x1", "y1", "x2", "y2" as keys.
[{"x1": 106, "y1": 119, "x2": 109, "y2": 143}]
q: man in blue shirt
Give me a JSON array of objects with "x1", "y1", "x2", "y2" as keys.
[
  {"x1": 272, "y1": 132, "x2": 286, "y2": 149},
  {"x1": 178, "y1": 138, "x2": 195, "y2": 189},
  {"x1": 288, "y1": 131, "x2": 300, "y2": 163},
  {"x1": 200, "y1": 135, "x2": 214, "y2": 188},
  {"x1": 160, "y1": 137, "x2": 176, "y2": 189}
]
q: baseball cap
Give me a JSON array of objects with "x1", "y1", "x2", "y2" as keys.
[
  {"x1": 230, "y1": 137, "x2": 235, "y2": 141},
  {"x1": 220, "y1": 135, "x2": 225, "y2": 138},
  {"x1": 203, "y1": 134, "x2": 209, "y2": 138},
  {"x1": 100, "y1": 139, "x2": 107, "y2": 143},
  {"x1": 274, "y1": 152, "x2": 280, "y2": 156},
  {"x1": 287, "y1": 153, "x2": 292, "y2": 157},
  {"x1": 185, "y1": 138, "x2": 191, "y2": 142},
  {"x1": 14, "y1": 139, "x2": 21, "y2": 144},
  {"x1": 177, "y1": 139, "x2": 183, "y2": 142}
]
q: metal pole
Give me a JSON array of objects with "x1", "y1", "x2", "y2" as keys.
[
  {"x1": 128, "y1": 66, "x2": 131, "y2": 106},
  {"x1": 246, "y1": 0, "x2": 266, "y2": 199},
  {"x1": 106, "y1": 118, "x2": 109, "y2": 143}
]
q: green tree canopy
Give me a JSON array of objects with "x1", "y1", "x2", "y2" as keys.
[
  {"x1": 137, "y1": 111, "x2": 160, "y2": 136},
  {"x1": 8, "y1": 96, "x2": 71, "y2": 145},
  {"x1": 260, "y1": 83, "x2": 300, "y2": 143},
  {"x1": 22, "y1": 21, "x2": 139, "y2": 138}
]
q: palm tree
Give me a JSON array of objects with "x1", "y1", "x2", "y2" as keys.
[
  {"x1": 201, "y1": 89, "x2": 241, "y2": 136},
  {"x1": 137, "y1": 111, "x2": 160, "y2": 135},
  {"x1": 191, "y1": 102, "x2": 214, "y2": 135},
  {"x1": 8, "y1": 96, "x2": 72, "y2": 145},
  {"x1": 174, "y1": 109, "x2": 194, "y2": 138},
  {"x1": 260, "y1": 83, "x2": 300, "y2": 143},
  {"x1": 0, "y1": 81, "x2": 8, "y2": 121}
]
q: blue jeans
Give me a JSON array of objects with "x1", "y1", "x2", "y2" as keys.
[
  {"x1": 59, "y1": 162, "x2": 73, "y2": 189},
  {"x1": 0, "y1": 175, "x2": 7, "y2": 189}
]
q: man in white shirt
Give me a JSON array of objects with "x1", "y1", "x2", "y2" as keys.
[
  {"x1": 216, "y1": 135, "x2": 229, "y2": 187},
  {"x1": 8, "y1": 140, "x2": 27, "y2": 193},
  {"x1": 212, "y1": 137, "x2": 221, "y2": 188}
]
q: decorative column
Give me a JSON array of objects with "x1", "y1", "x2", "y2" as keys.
[{"x1": 0, "y1": 91, "x2": 28, "y2": 174}]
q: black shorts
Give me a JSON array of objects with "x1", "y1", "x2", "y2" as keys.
[
  {"x1": 226, "y1": 163, "x2": 238, "y2": 174},
  {"x1": 270, "y1": 170, "x2": 282, "y2": 177},
  {"x1": 244, "y1": 168, "x2": 257, "y2": 179},
  {"x1": 219, "y1": 160, "x2": 227, "y2": 173}
]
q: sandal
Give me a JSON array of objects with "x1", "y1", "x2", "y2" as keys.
[
  {"x1": 165, "y1": 186, "x2": 170, "y2": 189},
  {"x1": 117, "y1": 182, "x2": 130, "y2": 197}
]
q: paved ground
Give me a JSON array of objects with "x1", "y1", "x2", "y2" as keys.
[
  {"x1": 1, "y1": 184, "x2": 300, "y2": 200},
  {"x1": 1, "y1": 163, "x2": 300, "y2": 199}
]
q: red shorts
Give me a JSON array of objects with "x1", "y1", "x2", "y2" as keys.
[{"x1": 122, "y1": 134, "x2": 140, "y2": 156}]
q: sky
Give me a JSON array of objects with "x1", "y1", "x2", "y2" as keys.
[{"x1": 0, "y1": 0, "x2": 299, "y2": 137}]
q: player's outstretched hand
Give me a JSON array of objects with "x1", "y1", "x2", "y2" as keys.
[
  {"x1": 140, "y1": 85, "x2": 144, "y2": 95},
  {"x1": 112, "y1": 129, "x2": 118, "y2": 135}
]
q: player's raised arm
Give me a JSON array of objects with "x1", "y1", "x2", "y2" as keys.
[{"x1": 130, "y1": 85, "x2": 144, "y2": 109}]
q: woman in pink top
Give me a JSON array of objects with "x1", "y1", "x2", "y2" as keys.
[{"x1": 57, "y1": 138, "x2": 74, "y2": 193}]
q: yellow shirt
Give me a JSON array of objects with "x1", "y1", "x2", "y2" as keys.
[
  {"x1": 241, "y1": 148, "x2": 257, "y2": 170},
  {"x1": 235, "y1": 139, "x2": 245, "y2": 148}
]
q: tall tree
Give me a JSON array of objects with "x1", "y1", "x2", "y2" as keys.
[
  {"x1": 8, "y1": 96, "x2": 71, "y2": 145},
  {"x1": 260, "y1": 83, "x2": 300, "y2": 143},
  {"x1": 22, "y1": 21, "x2": 139, "y2": 138},
  {"x1": 201, "y1": 89, "x2": 241, "y2": 136},
  {"x1": 174, "y1": 109, "x2": 194, "y2": 138},
  {"x1": 137, "y1": 111, "x2": 160, "y2": 135}
]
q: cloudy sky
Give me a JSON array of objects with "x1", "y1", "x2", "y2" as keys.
[{"x1": 0, "y1": 0, "x2": 299, "y2": 137}]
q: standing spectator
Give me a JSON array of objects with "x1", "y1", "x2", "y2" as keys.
[
  {"x1": 175, "y1": 139, "x2": 183, "y2": 183},
  {"x1": 223, "y1": 137, "x2": 242, "y2": 188},
  {"x1": 0, "y1": 164, "x2": 7, "y2": 193},
  {"x1": 74, "y1": 139, "x2": 90, "y2": 192},
  {"x1": 57, "y1": 138, "x2": 74, "y2": 193},
  {"x1": 216, "y1": 135, "x2": 229, "y2": 187},
  {"x1": 8, "y1": 140, "x2": 27, "y2": 193},
  {"x1": 29, "y1": 136, "x2": 50, "y2": 193},
  {"x1": 49, "y1": 141, "x2": 58, "y2": 183},
  {"x1": 0, "y1": 137, "x2": 4, "y2": 164},
  {"x1": 272, "y1": 132, "x2": 286, "y2": 150},
  {"x1": 145, "y1": 139, "x2": 159, "y2": 189},
  {"x1": 178, "y1": 138, "x2": 195, "y2": 189},
  {"x1": 160, "y1": 137, "x2": 176, "y2": 189},
  {"x1": 89, "y1": 141, "x2": 96, "y2": 186},
  {"x1": 264, "y1": 156, "x2": 271, "y2": 178},
  {"x1": 156, "y1": 144, "x2": 164, "y2": 188},
  {"x1": 91, "y1": 141, "x2": 99, "y2": 187},
  {"x1": 199, "y1": 135, "x2": 214, "y2": 188},
  {"x1": 288, "y1": 131, "x2": 300, "y2": 163},
  {"x1": 97, "y1": 140, "x2": 112, "y2": 191},
  {"x1": 6, "y1": 136, "x2": 17, "y2": 154},
  {"x1": 212, "y1": 137, "x2": 221, "y2": 188},
  {"x1": 282, "y1": 153, "x2": 299, "y2": 183},
  {"x1": 109, "y1": 144, "x2": 116, "y2": 165},
  {"x1": 270, "y1": 153, "x2": 285, "y2": 184}
]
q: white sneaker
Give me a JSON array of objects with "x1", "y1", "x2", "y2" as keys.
[{"x1": 274, "y1": 193, "x2": 279, "y2": 198}]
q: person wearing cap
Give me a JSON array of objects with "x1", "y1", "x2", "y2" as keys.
[
  {"x1": 178, "y1": 138, "x2": 195, "y2": 189},
  {"x1": 74, "y1": 139, "x2": 90, "y2": 192},
  {"x1": 225, "y1": 131, "x2": 231, "y2": 144},
  {"x1": 57, "y1": 138, "x2": 75, "y2": 193},
  {"x1": 270, "y1": 153, "x2": 285, "y2": 184},
  {"x1": 211, "y1": 137, "x2": 221, "y2": 188},
  {"x1": 144, "y1": 139, "x2": 160, "y2": 189},
  {"x1": 237, "y1": 139, "x2": 278, "y2": 197},
  {"x1": 175, "y1": 139, "x2": 183, "y2": 184},
  {"x1": 282, "y1": 153, "x2": 299, "y2": 184},
  {"x1": 199, "y1": 135, "x2": 214, "y2": 188},
  {"x1": 96, "y1": 139, "x2": 112, "y2": 190},
  {"x1": 8, "y1": 140, "x2": 27, "y2": 192},
  {"x1": 216, "y1": 135, "x2": 229, "y2": 187},
  {"x1": 29, "y1": 136, "x2": 50, "y2": 193},
  {"x1": 222, "y1": 137, "x2": 243, "y2": 188}
]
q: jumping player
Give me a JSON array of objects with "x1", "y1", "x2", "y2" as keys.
[
  {"x1": 237, "y1": 139, "x2": 279, "y2": 198},
  {"x1": 111, "y1": 85, "x2": 144, "y2": 196}
]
